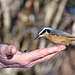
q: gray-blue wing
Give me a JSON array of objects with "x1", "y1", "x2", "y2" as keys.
[{"x1": 51, "y1": 29, "x2": 75, "y2": 38}]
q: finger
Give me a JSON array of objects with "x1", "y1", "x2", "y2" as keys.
[
  {"x1": 5, "y1": 45, "x2": 17, "y2": 55},
  {"x1": 27, "y1": 45, "x2": 66, "y2": 62},
  {"x1": 26, "y1": 51, "x2": 59, "y2": 68},
  {"x1": 0, "y1": 44, "x2": 17, "y2": 56}
]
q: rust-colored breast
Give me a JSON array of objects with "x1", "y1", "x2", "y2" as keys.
[{"x1": 45, "y1": 33, "x2": 75, "y2": 45}]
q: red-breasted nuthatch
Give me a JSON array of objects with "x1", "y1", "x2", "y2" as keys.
[{"x1": 34, "y1": 27, "x2": 75, "y2": 45}]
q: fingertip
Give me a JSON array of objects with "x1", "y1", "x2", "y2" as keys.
[
  {"x1": 57, "y1": 45, "x2": 66, "y2": 51},
  {"x1": 47, "y1": 46, "x2": 58, "y2": 52}
]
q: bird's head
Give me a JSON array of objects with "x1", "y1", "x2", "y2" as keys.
[{"x1": 34, "y1": 27, "x2": 52, "y2": 40}]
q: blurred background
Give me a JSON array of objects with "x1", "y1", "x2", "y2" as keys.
[{"x1": 0, "y1": 0, "x2": 75, "y2": 75}]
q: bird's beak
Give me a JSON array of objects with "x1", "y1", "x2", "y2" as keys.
[{"x1": 34, "y1": 35, "x2": 39, "y2": 40}]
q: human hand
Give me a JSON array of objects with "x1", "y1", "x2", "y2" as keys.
[{"x1": 0, "y1": 44, "x2": 66, "y2": 69}]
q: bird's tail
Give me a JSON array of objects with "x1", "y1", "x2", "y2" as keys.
[{"x1": 69, "y1": 37, "x2": 75, "y2": 41}]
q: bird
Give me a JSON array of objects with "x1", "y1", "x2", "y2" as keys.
[
  {"x1": 66, "y1": 5, "x2": 75, "y2": 15},
  {"x1": 34, "y1": 27, "x2": 75, "y2": 45}
]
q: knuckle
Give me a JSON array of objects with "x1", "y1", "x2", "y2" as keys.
[
  {"x1": 18, "y1": 59, "x2": 25, "y2": 66},
  {"x1": 18, "y1": 58, "x2": 30, "y2": 66}
]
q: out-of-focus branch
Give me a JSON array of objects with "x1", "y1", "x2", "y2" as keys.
[
  {"x1": 0, "y1": 0, "x2": 24, "y2": 18},
  {"x1": 71, "y1": 21, "x2": 75, "y2": 45},
  {"x1": 58, "y1": 14, "x2": 72, "y2": 30},
  {"x1": 11, "y1": 0, "x2": 24, "y2": 18},
  {"x1": 38, "y1": 38, "x2": 46, "y2": 49},
  {"x1": 1, "y1": 0, "x2": 11, "y2": 29},
  {"x1": 52, "y1": 0, "x2": 67, "y2": 29},
  {"x1": 0, "y1": 0, "x2": 11, "y2": 43},
  {"x1": 25, "y1": 0, "x2": 34, "y2": 12},
  {"x1": 60, "y1": 55, "x2": 73, "y2": 75},
  {"x1": 72, "y1": 21, "x2": 75, "y2": 36},
  {"x1": 44, "y1": 0, "x2": 59, "y2": 26},
  {"x1": 34, "y1": 0, "x2": 39, "y2": 14}
]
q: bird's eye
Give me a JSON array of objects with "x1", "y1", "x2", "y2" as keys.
[
  {"x1": 40, "y1": 30, "x2": 46, "y2": 35},
  {"x1": 47, "y1": 30, "x2": 51, "y2": 33}
]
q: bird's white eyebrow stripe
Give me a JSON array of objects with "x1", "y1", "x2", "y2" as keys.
[
  {"x1": 39, "y1": 27, "x2": 53, "y2": 34},
  {"x1": 39, "y1": 28, "x2": 45, "y2": 34}
]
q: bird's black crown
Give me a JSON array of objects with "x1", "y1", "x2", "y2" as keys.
[{"x1": 38, "y1": 27, "x2": 53, "y2": 35}]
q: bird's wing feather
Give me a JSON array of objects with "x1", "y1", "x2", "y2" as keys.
[{"x1": 51, "y1": 29, "x2": 75, "y2": 38}]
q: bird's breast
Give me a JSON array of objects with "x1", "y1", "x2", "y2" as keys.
[{"x1": 45, "y1": 33, "x2": 75, "y2": 45}]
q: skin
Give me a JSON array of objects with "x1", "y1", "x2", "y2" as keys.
[{"x1": 0, "y1": 44, "x2": 66, "y2": 69}]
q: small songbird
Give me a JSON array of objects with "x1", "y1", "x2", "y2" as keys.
[{"x1": 34, "y1": 27, "x2": 75, "y2": 45}]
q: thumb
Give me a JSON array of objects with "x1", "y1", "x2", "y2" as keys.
[
  {"x1": 0, "y1": 44, "x2": 17, "y2": 56},
  {"x1": 5, "y1": 45, "x2": 17, "y2": 55}
]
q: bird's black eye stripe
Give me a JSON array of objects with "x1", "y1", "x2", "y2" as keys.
[
  {"x1": 47, "y1": 29, "x2": 51, "y2": 33},
  {"x1": 40, "y1": 29, "x2": 46, "y2": 35}
]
